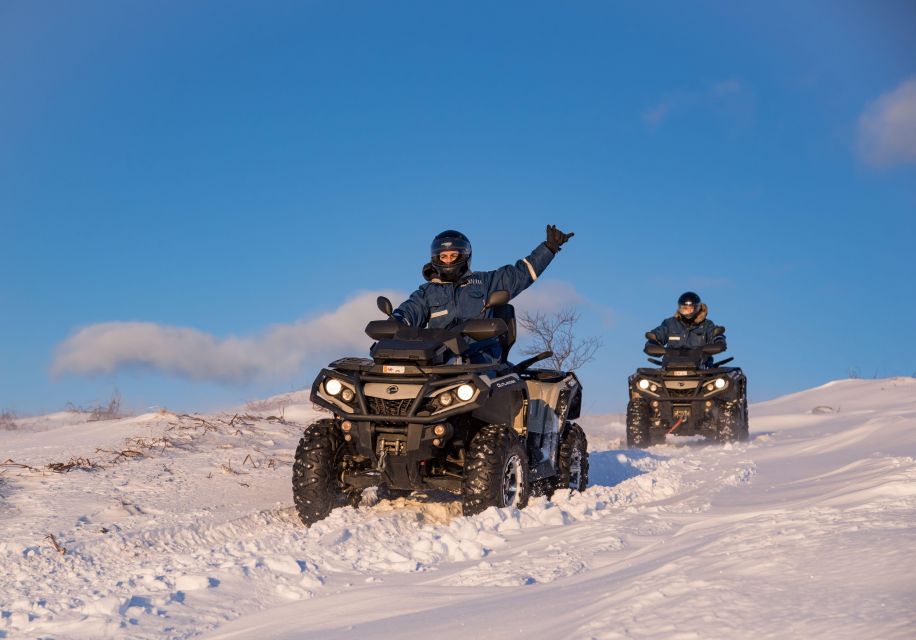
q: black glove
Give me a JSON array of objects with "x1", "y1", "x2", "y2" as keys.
[{"x1": 545, "y1": 224, "x2": 574, "y2": 253}]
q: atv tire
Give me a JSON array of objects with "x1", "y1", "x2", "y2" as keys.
[
  {"x1": 462, "y1": 424, "x2": 530, "y2": 516},
  {"x1": 626, "y1": 397, "x2": 652, "y2": 448},
  {"x1": 292, "y1": 420, "x2": 345, "y2": 526},
  {"x1": 556, "y1": 422, "x2": 589, "y2": 492},
  {"x1": 716, "y1": 398, "x2": 749, "y2": 443}
]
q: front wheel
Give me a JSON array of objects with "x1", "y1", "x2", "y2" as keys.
[
  {"x1": 716, "y1": 398, "x2": 749, "y2": 443},
  {"x1": 556, "y1": 422, "x2": 589, "y2": 492},
  {"x1": 463, "y1": 425, "x2": 530, "y2": 516},
  {"x1": 292, "y1": 420, "x2": 345, "y2": 527},
  {"x1": 626, "y1": 397, "x2": 652, "y2": 448}
]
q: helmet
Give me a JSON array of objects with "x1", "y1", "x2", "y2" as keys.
[
  {"x1": 429, "y1": 230, "x2": 471, "y2": 282},
  {"x1": 677, "y1": 291, "x2": 701, "y2": 318}
]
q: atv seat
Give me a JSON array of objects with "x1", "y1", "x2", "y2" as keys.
[{"x1": 490, "y1": 303, "x2": 517, "y2": 364}]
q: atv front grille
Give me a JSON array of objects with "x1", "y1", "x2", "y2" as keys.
[
  {"x1": 367, "y1": 397, "x2": 414, "y2": 417},
  {"x1": 666, "y1": 388, "x2": 699, "y2": 399}
]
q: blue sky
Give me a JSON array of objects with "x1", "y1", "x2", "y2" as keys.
[{"x1": 2, "y1": 1, "x2": 915, "y2": 416}]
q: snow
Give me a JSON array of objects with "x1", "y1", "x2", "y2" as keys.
[{"x1": 1, "y1": 378, "x2": 915, "y2": 639}]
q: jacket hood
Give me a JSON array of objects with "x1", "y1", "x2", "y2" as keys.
[
  {"x1": 675, "y1": 302, "x2": 708, "y2": 325},
  {"x1": 423, "y1": 262, "x2": 472, "y2": 284},
  {"x1": 422, "y1": 262, "x2": 439, "y2": 283}
]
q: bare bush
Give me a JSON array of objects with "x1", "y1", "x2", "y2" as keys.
[
  {"x1": 518, "y1": 308, "x2": 602, "y2": 371},
  {"x1": 66, "y1": 390, "x2": 125, "y2": 421},
  {"x1": 0, "y1": 409, "x2": 17, "y2": 431},
  {"x1": 245, "y1": 397, "x2": 290, "y2": 416}
]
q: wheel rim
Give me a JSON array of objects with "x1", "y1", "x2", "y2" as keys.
[{"x1": 501, "y1": 453, "x2": 524, "y2": 507}]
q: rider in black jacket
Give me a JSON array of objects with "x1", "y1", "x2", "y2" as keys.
[{"x1": 647, "y1": 291, "x2": 725, "y2": 366}]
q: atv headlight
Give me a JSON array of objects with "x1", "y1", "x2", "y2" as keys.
[
  {"x1": 456, "y1": 384, "x2": 475, "y2": 401},
  {"x1": 638, "y1": 379, "x2": 650, "y2": 390},
  {"x1": 714, "y1": 378, "x2": 727, "y2": 389},
  {"x1": 438, "y1": 391, "x2": 454, "y2": 407},
  {"x1": 325, "y1": 378, "x2": 343, "y2": 396},
  {"x1": 341, "y1": 388, "x2": 355, "y2": 402}
]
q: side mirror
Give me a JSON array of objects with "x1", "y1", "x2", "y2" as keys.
[
  {"x1": 462, "y1": 318, "x2": 508, "y2": 341},
  {"x1": 365, "y1": 319, "x2": 400, "y2": 340},
  {"x1": 645, "y1": 331, "x2": 659, "y2": 343},
  {"x1": 377, "y1": 296, "x2": 394, "y2": 317},
  {"x1": 712, "y1": 325, "x2": 726, "y2": 337},
  {"x1": 644, "y1": 342, "x2": 666, "y2": 356},
  {"x1": 484, "y1": 290, "x2": 510, "y2": 309}
]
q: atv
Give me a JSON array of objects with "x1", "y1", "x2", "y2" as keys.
[
  {"x1": 292, "y1": 290, "x2": 589, "y2": 527},
  {"x1": 626, "y1": 327, "x2": 748, "y2": 447}
]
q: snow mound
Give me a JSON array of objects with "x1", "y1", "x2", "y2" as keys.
[{"x1": 1, "y1": 378, "x2": 914, "y2": 640}]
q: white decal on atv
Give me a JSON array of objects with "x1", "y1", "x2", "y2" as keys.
[
  {"x1": 431, "y1": 309, "x2": 449, "y2": 318},
  {"x1": 382, "y1": 365, "x2": 405, "y2": 374},
  {"x1": 488, "y1": 374, "x2": 521, "y2": 389}
]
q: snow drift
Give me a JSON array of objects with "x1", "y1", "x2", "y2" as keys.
[{"x1": 1, "y1": 378, "x2": 914, "y2": 639}]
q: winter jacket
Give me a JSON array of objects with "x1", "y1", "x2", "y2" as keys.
[
  {"x1": 393, "y1": 242, "x2": 556, "y2": 333},
  {"x1": 649, "y1": 303, "x2": 726, "y2": 350}
]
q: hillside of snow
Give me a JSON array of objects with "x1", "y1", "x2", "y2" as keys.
[{"x1": 1, "y1": 378, "x2": 914, "y2": 639}]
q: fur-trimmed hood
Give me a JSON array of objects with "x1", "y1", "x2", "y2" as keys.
[
  {"x1": 422, "y1": 262, "x2": 439, "y2": 283},
  {"x1": 675, "y1": 302, "x2": 708, "y2": 325},
  {"x1": 422, "y1": 262, "x2": 470, "y2": 285}
]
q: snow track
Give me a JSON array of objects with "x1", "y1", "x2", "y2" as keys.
[{"x1": 2, "y1": 378, "x2": 915, "y2": 639}]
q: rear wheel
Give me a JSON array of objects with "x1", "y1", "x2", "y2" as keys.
[
  {"x1": 556, "y1": 422, "x2": 589, "y2": 492},
  {"x1": 626, "y1": 398, "x2": 652, "y2": 448},
  {"x1": 463, "y1": 425, "x2": 530, "y2": 516},
  {"x1": 292, "y1": 420, "x2": 346, "y2": 526}
]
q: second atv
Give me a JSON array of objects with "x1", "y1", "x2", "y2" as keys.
[
  {"x1": 292, "y1": 291, "x2": 589, "y2": 527},
  {"x1": 626, "y1": 327, "x2": 748, "y2": 447}
]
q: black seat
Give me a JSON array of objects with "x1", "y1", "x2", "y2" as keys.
[{"x1": 490, "y1": 304, "x2": 517, "y2": 363}]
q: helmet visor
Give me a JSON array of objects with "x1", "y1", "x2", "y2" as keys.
[{"x1": 431, "y1": 237, "x2": 471, "y2": 266}]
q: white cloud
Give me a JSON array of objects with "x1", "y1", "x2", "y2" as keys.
[
  {"x1": 858, "y1": 76, "x2": 916, "y2": 167},
  {"x1": 711, "y1": 79, "x2": 741, "y2": 97},
  {"x1": 513, "y1": 279, "x2": 615, "y2": 328},
  {"x1": 53, "y1": 283, "x2": 614, "y2": 383},
  {"x1": 642, "y1": 79, "x2": 750, "y2": 129},
  {"x1": 642, "y1": 101, "x2": 674, "y2": 128},
  {"x1": 52, "y1": 290, "x2": 405, "y2": 383},
  {"x1": 512, "y1": 279, "x2": 586, "y2": 314}
]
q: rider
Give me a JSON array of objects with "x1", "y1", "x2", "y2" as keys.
[
  {"x1": 646, "y1": 291, "x2": 726, "y2": 366},
  {"x1": 392, "y1": 225, "x2": 574, "y2": 362}
]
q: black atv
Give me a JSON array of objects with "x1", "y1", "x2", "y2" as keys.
[
  {"x1": 626, "y1": 327, "x2": 748, "y2": 447},
  {"x1": 292, "y1": 290, "x2": 589, "y2": 527}
]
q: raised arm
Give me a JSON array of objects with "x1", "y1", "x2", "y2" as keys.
[{"x1": 486, "y1": 225, "x2": 573, "y2": 298}]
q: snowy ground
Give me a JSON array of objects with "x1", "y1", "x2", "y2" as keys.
[{"x1": 2, "y1": 378, "x2": 915, "y2": 639}]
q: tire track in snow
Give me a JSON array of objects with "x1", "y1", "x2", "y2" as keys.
[{"x1": 1, "y1": 411, "x2": 761, "y2": 639}]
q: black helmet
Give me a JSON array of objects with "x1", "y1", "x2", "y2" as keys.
[
  {"x1": 677, "y1": 291, "x2": 701, "y2": 318},
  {"x1": 430, "y1": 230, "x2": 471, "y2": 282}
]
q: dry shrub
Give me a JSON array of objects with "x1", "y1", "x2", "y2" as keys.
[
  {"x1": 66, "y1": 390, "x2": 125, "y2": 421},
  {"x1": 0, "y1": 409, "x2": 17, "y2": 431}
]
